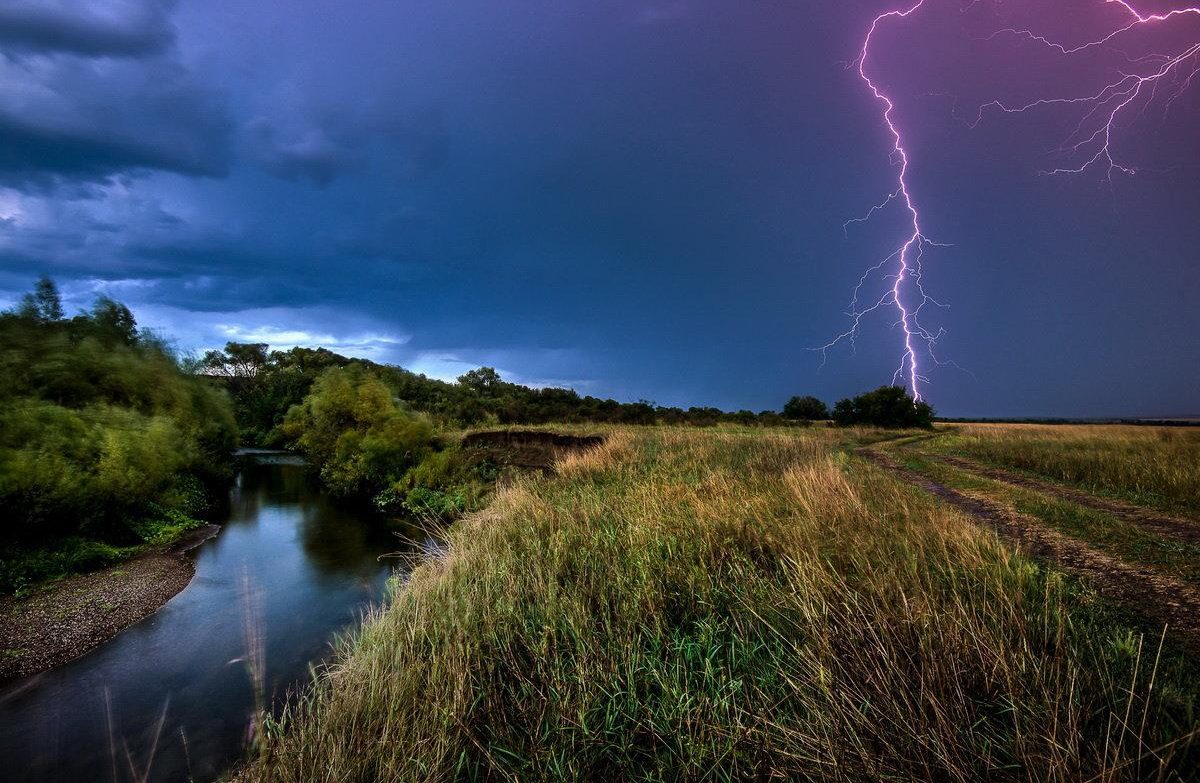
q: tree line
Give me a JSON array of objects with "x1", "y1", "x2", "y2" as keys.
[
  {"x1": 196, "y1": 344, "x2": 825, "y2": 446},
  {"x1": 198, "y1": 344, "x2": 934, "y2": 443}
]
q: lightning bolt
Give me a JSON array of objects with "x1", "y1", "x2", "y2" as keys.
[
  {"x1": 819, "y1": 0, "x2": 1199, "y2": 401},
  {"x1": 974, "y1": 1, "x2": 1200, "y2": 179},
  {"x1": 819, "y1": 1, "x2": 939, "y2": 402}
]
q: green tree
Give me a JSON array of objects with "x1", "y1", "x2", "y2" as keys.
[
  {"x1": 17, "y1": 276, "x2": 64, "y2": 322},
  {"x1": 831, "y1": 386, "x2": 934, "y2": 429},
  {"x1": 457, "y1": 366, "x2": 503, "y2": 396},
  {"x1": 86, "y1": 296, "x2": 138, "y2": 345},
  {"x1": 200, "y1": 342, "x2": 270, "y2": 382},
  {"x1": 0, "y1": 279, "x2": 237, "y2": 588},
  {"x1": 282, "y1": 365, "x2": 439, "y2": 498},
  {"x1": 195, "y1": 343, "x2": 280, "y2": 443},
  {"x1": 783, "y1": 395, "x2": 829, "y2": 421}
]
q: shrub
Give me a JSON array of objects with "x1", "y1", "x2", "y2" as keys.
[
  {"x1": 0, "y1": 279, "x2": 237, "y2": 588},
  {"x1": 401, "y1": 486, "x2": 467, "y2": 520},
  {"x1": 0, "y1": 538, "x2": 136, "y2": 595}
]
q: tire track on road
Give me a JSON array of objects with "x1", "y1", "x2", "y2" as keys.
[
  {"x1": 929, "y1": 454, "x2": 1200, "y2": 546},
  {"x1": 859, "y1": 448, "x2": 1200, "y2": 652}
]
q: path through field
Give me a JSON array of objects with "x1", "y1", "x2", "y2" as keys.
[
  {"x1": 859, "y1": 446, "x2": 1200, "y2": 652},
  {"x1": 932, "y1": 454, "x2": 1200, "y2": 546}
]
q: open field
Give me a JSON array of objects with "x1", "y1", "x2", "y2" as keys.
[
  {"x1": 237, "y1": 424, "x2": 1200, "y2": 782},
  {"x1": 918, "y1": 424, "x2": 1200, "y2": 518}
]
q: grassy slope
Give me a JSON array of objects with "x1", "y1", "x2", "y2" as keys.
[{"x1": 240, "y1": 427, "x2": 1199, "y2": 782}]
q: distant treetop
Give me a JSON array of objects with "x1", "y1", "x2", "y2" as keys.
[
  {"x1": 17, "y1": 276, "x2": 64, "y2": 322},
  {"x1": 831, "y1": 386, "x2": 934, "y2": 429},
  {"x1": 783, "y1": 395, "x2": 829, "y2": 421}
]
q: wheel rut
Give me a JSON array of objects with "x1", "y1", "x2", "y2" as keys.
[
  {"x1": 930, "y1": 454, "x2": 1200, "y2": 546},
  {"x1": 859, "y1": 448, "x2": 1200, "y2": 652}
]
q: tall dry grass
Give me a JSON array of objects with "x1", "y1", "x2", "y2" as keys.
[
  {"x1": 930, "y1": 424, "x2": 1200, "y2": 516},
  {"x1": 238, "y1": 427, "x2": 1199, "y2": 782}
]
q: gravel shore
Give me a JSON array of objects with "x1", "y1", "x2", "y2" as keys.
[{"x1": 0, "y1": 525, "x2": 220, "y2": 684}]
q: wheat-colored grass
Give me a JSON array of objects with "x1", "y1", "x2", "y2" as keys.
[
  {"x1": 930, "y1": 424, "x2": 1200, "y2": 516},
  {"x1": 238, "y1": 427, "x2": 1199, "y2": 782}
]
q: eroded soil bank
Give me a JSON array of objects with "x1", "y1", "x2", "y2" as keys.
[
  {"x1": 461, "y1": 430, "x2": 604, "y2": 474},
  {"x1": 0, "y1": 525, "x2": 218, "y2": 683}
]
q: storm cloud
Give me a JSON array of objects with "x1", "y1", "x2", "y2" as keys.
[
  {"x1": 0, "y1": 0, "x2": 176, "y2": 58},
  {"x1": 0, "y1": 0, "x2": 1196, "y2": 417},
  {"x1": 0, "y1": 0, "x2": 230, "y2": 189}
]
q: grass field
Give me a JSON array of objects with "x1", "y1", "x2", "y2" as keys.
[
  {"x1": 238, "y1": 425, "x2": 1200, "y2": 782},
  {"x1": 893, "y1": 451, "x2": 1200, "y2": 590},
  {"x1": 922, "y1": 424, "x2": 1200, "y2": 518}
]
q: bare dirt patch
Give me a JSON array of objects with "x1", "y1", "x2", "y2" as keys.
[
  {"x1": 0, "y1": 525, "x2": 218, "y2": 684},
  {"x1": 860, "y1": 449, "x2": 1200, "y2": 651}
]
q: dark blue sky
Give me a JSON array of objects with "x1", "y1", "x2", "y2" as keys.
[{"x1": 1, "y1": 0, "x2": 1197, "y2": 417}]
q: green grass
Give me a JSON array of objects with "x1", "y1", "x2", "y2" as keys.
[
  {"x1": 0, "y1": 510, "x2": 206, "y2": 596},
  {"x1": 896, "y1": 452, "x2": 1200, "y2": 589},
  {"x1": 237, "y1": 428, "x2": 1200, "y2": 782},
  {"x1": 924, "y1": 424, "x2": 1200, "y2": 518},
  {"x1": 0, "y1": 538, "x2": 136, "y2": 596}
]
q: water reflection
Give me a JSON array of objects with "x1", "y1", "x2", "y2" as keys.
[{"x1": 0, "y1": 458, "x2": 410, "y2": 783}]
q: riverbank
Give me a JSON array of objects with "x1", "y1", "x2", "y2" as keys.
[
  {"x1": 236, "y1": 425, "x2": 1200, "y2": 782},
  {"x1": 0, "y1": 525, "x2": 219, "y2": 684}
]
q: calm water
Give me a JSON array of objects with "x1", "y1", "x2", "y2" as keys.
[{"x1": 0, "y1": 456, "x2": 414, "y2": 783}]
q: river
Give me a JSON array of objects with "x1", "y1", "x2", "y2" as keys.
[{"x1": 0, "y1": 454, "x2": 416, "y2": 782}]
